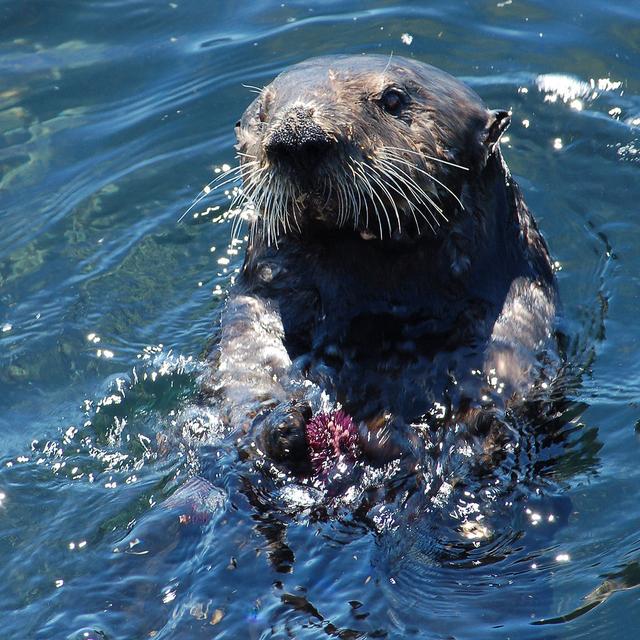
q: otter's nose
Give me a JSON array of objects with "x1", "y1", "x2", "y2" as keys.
[{"x1": 265, "y1": 106, "x2": 332, "y2": 168}]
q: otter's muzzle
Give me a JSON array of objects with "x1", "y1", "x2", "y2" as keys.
[{"x1": 264, "y1": 106, "x2": 332, "y2": 171}]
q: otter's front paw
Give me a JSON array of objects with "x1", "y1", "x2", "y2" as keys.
[
  {"x1": 253, "y1": 401, "x2": 312, "y2": 471},
  {"x1": 357, "y1": 414, "x2": 423, "y2": 466}
]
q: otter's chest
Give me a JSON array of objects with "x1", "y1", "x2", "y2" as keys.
[
  {"x1": 300, "y1": 303, "x2": 493, "y2": 421},
  {"x1": 248, "y1": 243, "x2": 499, "y2": 419}
]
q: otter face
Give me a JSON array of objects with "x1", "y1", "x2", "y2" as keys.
[{"x1": 235, "y1": 55, "x2": 510, "y2": 245}]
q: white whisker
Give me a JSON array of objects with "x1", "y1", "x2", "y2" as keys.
[
  {"x1": 354, "y1": 162, "x2": 385, "y2": 238},
  {"x1": 178, "y1": 162, "x2": 255, "y2": 223},
  {"x1": 377, "y1": 154, "x2": 447, "y2": 222},
  {"x1": 363, "y1": 163, "x2": 402, "y2": 234},
  {"x1": 383, "y1": 145, "x2": 469, "y2": 171},
  {"x1": 376, "y1": 158, "x2": 441, "y2": 232},
  {"x1": 382, "y1": 150, "x2": 464, "y2": 211}
]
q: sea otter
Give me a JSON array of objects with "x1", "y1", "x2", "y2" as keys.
[{"x1": 202, "y1": 55, "x2": 557, "y2": 474}]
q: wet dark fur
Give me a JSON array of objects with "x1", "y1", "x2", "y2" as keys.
[{"x1": 203, "y1": 55, "x2": 558, "y2": 472}]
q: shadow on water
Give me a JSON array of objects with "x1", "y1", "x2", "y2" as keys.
[{"x1": 533, "y1": 558, "x2": 640, "y2": 626}]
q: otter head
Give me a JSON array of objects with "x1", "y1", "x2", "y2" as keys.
[{"x1": 235, "y1": 55, "x2": 510, "y2": 245}]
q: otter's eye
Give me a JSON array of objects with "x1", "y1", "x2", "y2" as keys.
[{"x1": 380, "y1": 88, "x2": 405, "y2": 115}]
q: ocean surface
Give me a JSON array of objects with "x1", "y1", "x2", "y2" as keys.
[{"x1": 1, "y1": 1, "x2": 639, "y2": 638}]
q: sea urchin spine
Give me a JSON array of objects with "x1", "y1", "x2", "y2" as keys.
[{"x1": 305, "y1": 410, "x2": 360, "y2": 474}]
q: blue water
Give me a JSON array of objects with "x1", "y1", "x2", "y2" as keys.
[{"x1": 1, "y1": 1, "x2": 640, "y2": 638}]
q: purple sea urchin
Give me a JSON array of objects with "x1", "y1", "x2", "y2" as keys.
[{"x1": 305, "y1": 410, "x2": 361, "y2": 475}]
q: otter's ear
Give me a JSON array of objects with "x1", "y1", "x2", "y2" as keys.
[{"x1": 484, "y1": 109, "x2": 511, "y2": 153}]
